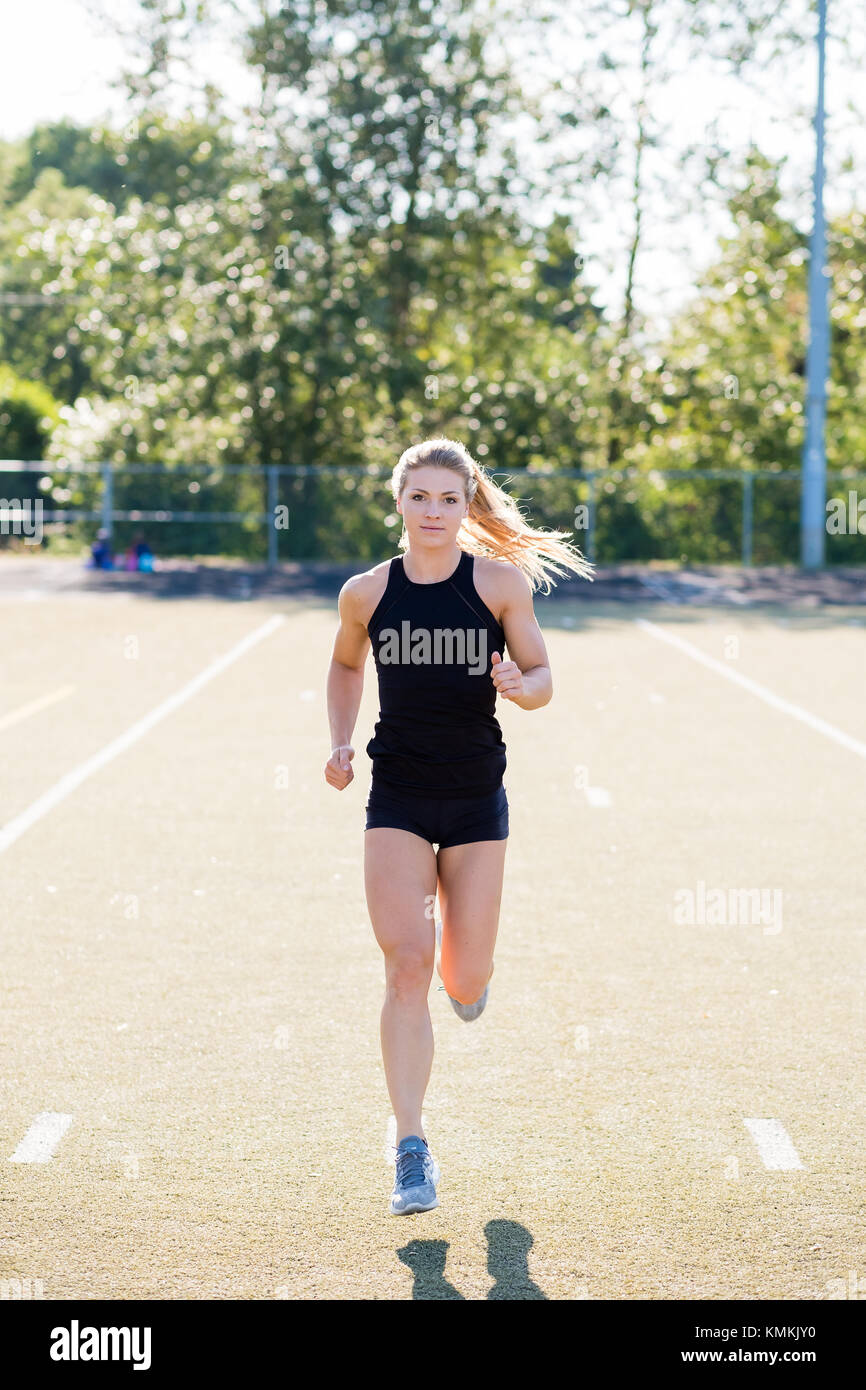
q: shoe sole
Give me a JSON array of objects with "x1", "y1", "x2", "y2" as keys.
[{"x1": 390, "y1": 1193, "x2": 439, "y2": 1215}]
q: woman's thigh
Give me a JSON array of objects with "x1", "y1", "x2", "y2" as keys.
[
  {"x1": 364, "y1": 826, "x2": 439, "y2": 963},
  {"x1": 435, "y1": 838, "x2": 508, "y2": 987}
]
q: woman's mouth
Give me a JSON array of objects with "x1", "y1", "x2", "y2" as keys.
[{"x1": 421, "y1": 525, "x2": 444, "y2": 531}]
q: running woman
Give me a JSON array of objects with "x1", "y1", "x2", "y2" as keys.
[{"x1": 324, "y1": 438, "x2": 593, "y2": 1215}]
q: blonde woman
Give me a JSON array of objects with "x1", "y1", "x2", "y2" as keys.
[{"x1": 324, "y1": 438, "x2": 593, "y2": 1215}]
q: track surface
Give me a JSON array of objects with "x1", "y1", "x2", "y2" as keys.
[{"x1": 1, "y1": 557, "x2": 864, "y2": 1299}]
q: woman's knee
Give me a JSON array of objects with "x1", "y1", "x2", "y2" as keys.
[
  {"x1": 439, "y1": 953, "x2": 493, "y2": 1006},
  {"x1": 383, "y1": 946, "x2": 435, "y2": 1000},
  {"x1": 440, "y1": 969, "x2": 487, "y2": 1006}
]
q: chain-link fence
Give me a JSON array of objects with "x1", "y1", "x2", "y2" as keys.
[{"x1": 1, "y1": 460, "x2": 865, "y2": 566}]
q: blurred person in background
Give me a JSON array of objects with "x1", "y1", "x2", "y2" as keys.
[{"x1": 89, "y1": 527, "x2": 114, "y2": 569}]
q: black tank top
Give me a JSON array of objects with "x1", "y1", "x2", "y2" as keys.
[{"x1": 365, "y1": 548, "x2": 507, "y2": 797}]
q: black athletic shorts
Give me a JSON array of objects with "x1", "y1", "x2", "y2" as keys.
[{"x1": 364, "y1": 779, "x2": 509, "y2": 849}]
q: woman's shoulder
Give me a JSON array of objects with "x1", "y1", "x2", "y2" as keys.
[
  {"x1": 473, "y1": 554, "x2": 530, "y2": 593},
  {"x1": 471, "y1": 554, "x2": 529, "y2": 625},
  {"x1": 340, "y1": 557, "x2": 397, "y2": 629}
]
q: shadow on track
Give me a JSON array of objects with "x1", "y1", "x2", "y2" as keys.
[{"x1": 397, "y1": 1221, "x2": 547, "y2": 1300}]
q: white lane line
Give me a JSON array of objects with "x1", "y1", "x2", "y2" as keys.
[
  {"x1": 0, "y1": 614, "x2": 285, "y2": 854},
  {"x1": 636, "y1": 617, "x2": 866, "y2": 760},
  {"x1": 384, "y1": 1113, "x2": 430, "y2": 1164},
  {"x1": 584, "y1": 785, "x2": 611, "y2": 807},
  {"x1": 9, "y1": 1111, "x2": 74, "y2": 1162},
  {"x1": 0, "y1": 684, "x2": 76, "y2": 733},
  {"x1": 743, "y1": 1118, "x2": 804, "y2": 1170}
]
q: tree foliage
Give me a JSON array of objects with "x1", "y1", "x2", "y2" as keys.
[{"x1": 0, "y1": 0, "x2": 863, "y2": 563}]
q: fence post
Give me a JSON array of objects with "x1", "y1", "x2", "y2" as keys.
[
  {"x1": 100, "y1": 462, "x2": 113, "y2": 540},
  {"x1": 267, "y1": 466, "x2": 278, "y2": 569},
  {"x1": 585, "y1": 471, "x2": 597, "y2": 564},
  {"x1": 741, "y1": 472, "x2": 754, "y2": 566}
]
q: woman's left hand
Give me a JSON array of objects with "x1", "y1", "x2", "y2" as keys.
[{"x1": 490, "y1": 650, "x2": 524, "y2": 701}]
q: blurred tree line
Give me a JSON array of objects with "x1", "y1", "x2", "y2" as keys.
[{"x1": 0, "y1": 0, "x2": 864, "y2": 563}]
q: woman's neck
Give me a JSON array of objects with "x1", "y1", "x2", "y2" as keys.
[{"x1": 402, "y1": 543, "x2": 462, "y2": 584}]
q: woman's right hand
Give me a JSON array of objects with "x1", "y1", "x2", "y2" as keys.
[{"x1": 325, "y1": 744, "x2": 355, "y2": 790}]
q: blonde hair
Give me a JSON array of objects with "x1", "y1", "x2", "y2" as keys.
[{"x1": 391, "y1": 437, "x2": 594, "y2": 594}]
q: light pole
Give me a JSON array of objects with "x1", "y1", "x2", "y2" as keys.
[{"x1": 800, "y1": 0, "x2": 829, "y2": 568}]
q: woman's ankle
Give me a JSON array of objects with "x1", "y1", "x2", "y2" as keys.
[{"x1": 396, "y1": 1128, "x2": 427, "y2": 1146}]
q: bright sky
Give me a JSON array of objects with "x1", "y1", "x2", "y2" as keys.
[
  {"x1": 2, "y1": 0, "x2": 862, "y2": 333},
  {"x1": 2, "y1": 1, "x2": 132, "y2": 136}
]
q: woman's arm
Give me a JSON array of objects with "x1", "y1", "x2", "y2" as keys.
[
  {"x1": 324, "y1": 578, "x2": 371, "y2": 790},
  {"x1": 492, "y1": 566, "x2": 553, "y2": 711}
]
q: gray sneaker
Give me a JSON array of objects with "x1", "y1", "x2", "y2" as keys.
[
  {"x1": 447, "y1": 983, "x2": 489, "y2": 1021},
  {"x1": 389, "y1": 1135, "x2": 440, "y2": 1215}
]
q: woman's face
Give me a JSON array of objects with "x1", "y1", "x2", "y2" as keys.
[{"x1": 396, "y1": 467, "x2": 469, "y2": 544}]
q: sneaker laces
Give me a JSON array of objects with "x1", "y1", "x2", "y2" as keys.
[{"x1": 394, "y1": 1145, "x2": 429, "y2": 1189}]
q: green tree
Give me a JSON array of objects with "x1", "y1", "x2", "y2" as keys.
[
  {"x1": 1, "y1": 114, "x2": 238, "y2": 211},
  {"x1": 0, "y1": 365, "x2": 61, "y2": 457}
]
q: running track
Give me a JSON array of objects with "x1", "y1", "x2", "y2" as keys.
[{"x1": 1, "y1": 559, "x2": 864, "y2": 1299}]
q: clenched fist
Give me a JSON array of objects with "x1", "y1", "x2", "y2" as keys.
[
  {"x1": 490, "y1": 650, "x2": 524, "y2": 701},
  {"x1": 325, "y1": 744, "x2": 355, "y2": 790}
]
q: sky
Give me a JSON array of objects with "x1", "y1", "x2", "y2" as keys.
[
  {"x1": 1, "y1": 1, "x2": 137, "y2": 137},
  {"x1": 2, "y1": 0, "x2": 862, "y2": 333}
]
